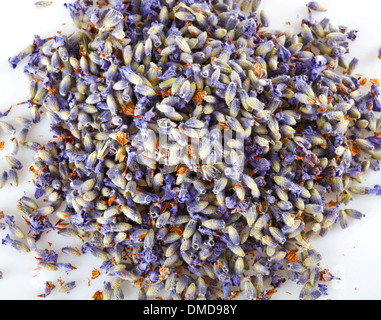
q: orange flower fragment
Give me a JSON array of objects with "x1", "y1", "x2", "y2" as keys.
[
  {"x1": 91, "y1": 268, "x2": 101, "y2": 279},
  {"x1": 192, "y1": 89, "x2": 206, "y2": 104},
  {"x1": 92, "y1": 290, "x2": 104, "y2": 300},
  {"x1": 135, "y1": 276, "x2": 144, "y2": 288},
  {"x1": 108, "y1": 194, "x2": 117, "y2": 206},
  {"x1": 116, "y1": 130, "x2": 129, "y2": 146},
  {"x1": 320, "y1": 269, "x2": 340, "y2": 282},
  {"x1": 176, "y1": 164, "x2": 189, "y2": 175},
  {"x1": 359, "y1": 78, "x2": 367, "y2": 86},
  {"x1": 286, "y1": 250, "x2": 298, "y2": 263},
  {"x1": 347, "y1": 140, "x2": 360, "y2": 156},
  {"x1": 170, "y1": 225, "x2": 184, "y2": 236},
  {"x1": 117, "y1": 151, "x2": 126, "y2": 162},
  {"x1": 121, "y1": 102, "x2": 135, "y2": 116},
  {"x1": 254, "y1": 62, "x2": 262, "y2": 78},
  {"x1": 264, "y1": 289, "x2": 277, "y2": 297}
]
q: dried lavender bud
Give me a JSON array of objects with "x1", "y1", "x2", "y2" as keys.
[
  {"x1": 34, "y1": 1, "x2": 53, "y2": 8},
  {"x1": 306, "y1": 1, "x2": 327, "y2": 12}
]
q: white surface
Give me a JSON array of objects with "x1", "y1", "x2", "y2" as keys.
[{"x1": 0, "y1": 0, "x2": 380, "y2": 300}]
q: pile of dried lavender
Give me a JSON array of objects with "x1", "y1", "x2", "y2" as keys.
[{"x1": 2, "y1": 0, "x2": 381, "y2": 300}]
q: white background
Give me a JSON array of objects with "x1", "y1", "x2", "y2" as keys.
[{"x1": 0, "y1": 0, "x2": 380, "y2": 300}]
